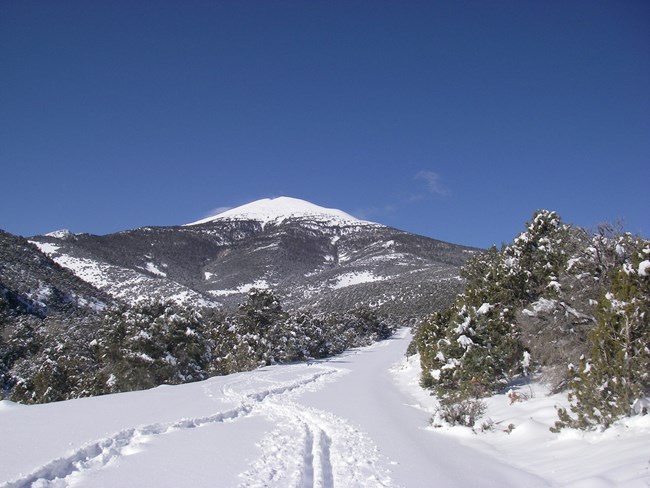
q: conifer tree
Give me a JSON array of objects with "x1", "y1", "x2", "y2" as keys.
[
  {"x1": 416, "y1": 210, "x2": 573, "y2": 420},
  {"x1": 95, "y1": 300, "x2": 211, "y2": 393},
  {"x1": 554, "y1": 235, "x2": 650, "y2": 429}
]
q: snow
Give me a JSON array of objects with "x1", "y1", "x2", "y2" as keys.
[
  {"x1": 252, "y1": 242, "x2": 279, "y2": 253},
  {"x1": 30, "y1": 241, "x2": 60, "y2": 254},
  {"x1": 185, "y1": 196, "x2": 379, "y2": 227},
  {"x1": 547, "y1": 280, "x2": 561, "y2": 292},
  {"x1": 457, "y1": 383, "x2": 650, "y2": 487},
  {"x1": 477, "y1": 302, "x2": 493, "y2": 315},
  {"x1": 44, "y1": 230, "x2": 74, "y2": 239},
  {"x1": 209, "y1": 280, "x2": 271, "y2": 297},
  {"x1": 144, "y1": 262, "x2": 167, "y2": 277},
  {"x1": 331, "y1": 271, "x2": 387, "y2": 289},
  {"x1": 639, "y1": 260, "x2": 650, "y2": 277},
  {"x1": 30, "y1": 284, "x2": 52, "y2": 305},
  {"x1": 208, "y1": 289, "x2": 240, "y2": 297},
  {"x1": 566, "y1": 257, "x2": 581, "y2": 271},
  {"x1": 1, "y1": 330, "x2": 648, "y2": 487},
  {"x1": 522, "y1": 297, "x2": 558, "y2": 316},
  {"x1": 32, "y1": 243, "x2": 216, "y2": 307}
]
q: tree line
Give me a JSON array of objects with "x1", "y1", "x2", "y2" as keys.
[
  {"x1": 1, "y1": 289, "x2": 395, "y2": 404},
  {"x1": 414, "y1": 210, "x2": 649, "y2": 430}
]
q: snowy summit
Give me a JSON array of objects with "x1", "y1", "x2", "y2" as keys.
[
  {"x1": 44, "y1": 229, "x2": 74, "y2": 239},
  {"x1": 187, "y1": 196, "x2": 375, "y2": 227}
]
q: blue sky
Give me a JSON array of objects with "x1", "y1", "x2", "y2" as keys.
[{"x1": 1, "y1": 1, "x2": 648, "y2": 248}]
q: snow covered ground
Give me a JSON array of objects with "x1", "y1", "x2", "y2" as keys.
[{"x1": 1, "y1": 329, "x2": 648, "y2": 487}]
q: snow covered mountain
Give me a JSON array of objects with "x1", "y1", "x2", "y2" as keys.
[
  {"x1": 29, "y1": 197, "x2": 478, "y2": 318},
  {"x1": 186, "y1": 196, "x2": 369, "y2": 227}
]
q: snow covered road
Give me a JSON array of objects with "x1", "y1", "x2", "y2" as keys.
[{"x1": 1, "y1": 329, "x2": 647, "y2": 487}]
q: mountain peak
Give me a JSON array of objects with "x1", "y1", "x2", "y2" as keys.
[
  {"x1": 45, "y1": 229, "x2": 74, "y2": 239},
  {"x1": 186, "y1": 196, "x2": 374, "y2": 227}
]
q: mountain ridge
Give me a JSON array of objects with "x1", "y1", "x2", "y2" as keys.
[{"x1": 28, "y1": 197, "x2": 478, "y2": 318}]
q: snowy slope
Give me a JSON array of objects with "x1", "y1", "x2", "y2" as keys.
[
  {"x1": 0, "y1": 230, "x2": 109, "y2": 316},
  {"x1": 186, "y1": 196, "x2": 377, "y2": 227},
  {"x1": 2, "y1": 329, "x2": 647, "y2": 487},
  {"x1": 29, "y1": 240, "x2": 216, "y2": 307}
]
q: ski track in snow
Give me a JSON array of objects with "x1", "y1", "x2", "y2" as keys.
[
  {"x1": 221, "y1": 367, "x2": 394, "y2": 488},
  {"x1": 1, "y1": 364, "x2": 393, "y2": 488},
  {"x1": 236, "y1": 396, "x2": 393, "y2": 488},
  {"x1": 1, "y1": 407, "x2": 250, "y2": 488}
]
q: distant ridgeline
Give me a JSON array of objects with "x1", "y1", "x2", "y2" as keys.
[
  {"x1": 28, "y1": 197, "x2": 475, "y2": 318},
  {"x1": 414, "y1": 210, "x2": 650, "y2": 430}
]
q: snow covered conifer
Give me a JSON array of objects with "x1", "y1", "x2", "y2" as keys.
[
  {"x1": 95, "y1": 300, "x2": 212, "y2": 393},
  {"x1": 417, "y1": 245, "x2": 523, "y2": 404},
  {"x1": 555, "y1": 235, "x2": 650, "y2": 429},
  {"x1": 417, "y1": 210, "x2": 574, "y2": 417},
  {"x1": 162, "y1": 304, "x2": 210, "y2": 383},
  {"x1": 232, "y1": 289, "x2": 289, "y2": 366},
  {"x1": 506, "y1": 210, "x2": 571, "y2": 301}
]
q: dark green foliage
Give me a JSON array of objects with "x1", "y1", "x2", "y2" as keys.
[
  {"x1": 415, "y1": 210, "x2": 649, "y2": 430},
  {"x1": 211, "y1": 290, "x2": 396, "y2": 373},
  {"x1": 505, "y1": 210, "x2": 573, "y2": 302},
  {"x1": 553, "y1": 234, "x2": 650, "y2": 430},
  {"x1": 8, "y1": 317, "x2": 102, "y2": 404},
  {"x1": 94, "y1": 300, "x2": 212, "y2": 393},
  {"x1": 515, "y1": 224, "x2": 611, "y2": 390},
  {"x1": 229, "y1": 289, "x2": 291, "y2": 367},
  {"x1": 0, "y1": 323, "x2": 12, "y2": 397},
  {"x1": 416, "y1": 210, "x2": 568, "y2": 407}
]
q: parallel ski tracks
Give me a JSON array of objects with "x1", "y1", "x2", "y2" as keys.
[
  {"x1": 234, "y1": 374, "x2": 393, "y2": 488},
  {"x1": 2, "y1": 363, "x2": 394, "y2": 488}
]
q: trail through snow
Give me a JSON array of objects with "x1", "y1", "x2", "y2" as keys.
[{"x1": 1, "y1": 329, "x2": 648, "y2": 487}]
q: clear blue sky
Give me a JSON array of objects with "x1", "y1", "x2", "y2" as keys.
[{"x1": 1, "y1": 1, "x2": 648, "y2": 248}]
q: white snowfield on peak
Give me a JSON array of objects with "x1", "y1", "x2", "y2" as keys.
[{"x1": 185, "y1": 196, "x2": 379, "y2": 227}]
